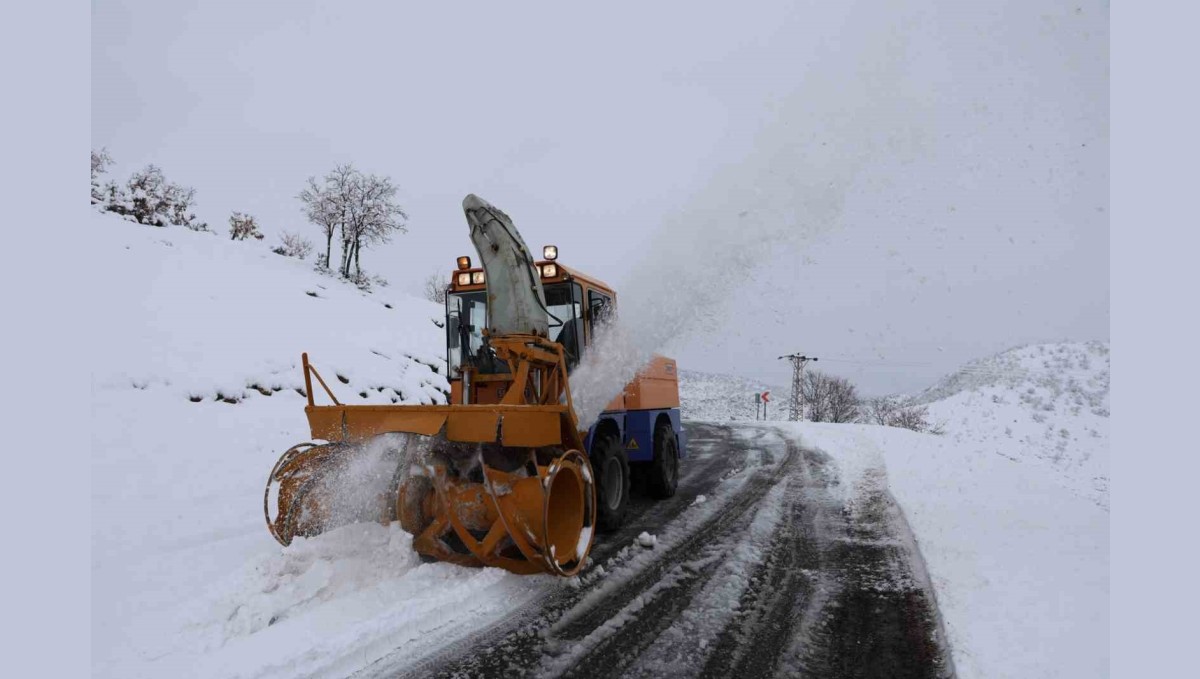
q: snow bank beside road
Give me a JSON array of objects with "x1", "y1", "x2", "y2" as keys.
[
  {"x1": 784, "y1": 423, "x2": 1108, "y2": 679},
  {"x1": 914, "y1": 342, "x2": 1109, "y2": 508}
]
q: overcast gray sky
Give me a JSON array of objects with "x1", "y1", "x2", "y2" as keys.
[{"x1": 92, "y1": 0, "x2": 1108, "y2": 395}]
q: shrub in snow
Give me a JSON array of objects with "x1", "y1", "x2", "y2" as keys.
[
  {"x1": 91, "y1": 148, "x2": 113, "y2": 204},
  {"x1": 104, "y1": 164, "x2": 209, "y2": 232},
  {"x1": 866, "y1": 396, "x2": 944, "y2": 434},
  {"x1": 422, "y1": 272, "x2": 447, "y2": 304},
  {"x1": 272, "y1": 231, "x2": 314, "y2": 259},
  {"x1": 229, "y1": 212, "x2": 264, "y2": 241}
]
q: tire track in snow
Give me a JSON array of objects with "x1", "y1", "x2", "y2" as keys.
[
  {"x1": 375, "y1": 424, "x2": 953, "y2": 679},
  {"x1": 776, "y1": 464, "x2": 954, "y2": 678},
  {"x1": 373, "y1": 423, "x2": 760, "y2": 679},
  {"x1": 537, "y1": 444, "x2": 797, "y2": 678}
]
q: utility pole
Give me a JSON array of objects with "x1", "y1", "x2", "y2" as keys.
[{"x1": 778, "y1": 353, "x2": 819, "y2": 421}]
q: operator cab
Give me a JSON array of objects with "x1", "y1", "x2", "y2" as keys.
[{"x1": 445, "y1": 245, "x2": 615, "y2": 385}]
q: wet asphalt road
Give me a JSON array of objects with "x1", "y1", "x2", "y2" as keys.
[{"x1": 363, "y1": 423, "x2": 954, "y2": 679}]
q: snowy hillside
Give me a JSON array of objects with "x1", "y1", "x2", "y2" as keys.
[
  {"x1": 677, "y1": 369, "x2": 786, "y2": 421},
  {"x1": 90, "y1": 211, "x2": 448, "y2": 404},
  {"x1": 909, "y1": 341, "x2": 1110, "y2": 508},
  {"x1": 88, "y1": 211, "x2": 480, "y2": 678}
]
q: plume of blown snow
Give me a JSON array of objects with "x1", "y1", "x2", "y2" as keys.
[{"x1": 571, "y1": 10, "x2": 932, "y2": 427}]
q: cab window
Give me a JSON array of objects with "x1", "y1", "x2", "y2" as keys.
[{"x1": 587, "y1": 289, "x2": 614, "y2": 342}]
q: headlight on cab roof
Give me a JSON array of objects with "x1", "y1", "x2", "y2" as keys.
[
  {"x1": 541, "y1": 263, "x2": 558, "y2": 278},
  {"x1": 543, "y1": 245, "x2": 558, "y2": 261},
  {"x1": 456, "y1": 272, "x2": 471, "y2": 286},
  {"x1": 471, "y1": 271, "x2": 486, "y2": 284}
]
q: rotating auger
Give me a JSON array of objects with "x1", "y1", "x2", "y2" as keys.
[{"x1": 264, "y1": 195, "x2": 598, "y2": 576}]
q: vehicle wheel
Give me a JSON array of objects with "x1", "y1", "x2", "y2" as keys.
[
  {"x1": 648, "y1": 421, "x2": 679, "y2": 499},
  {"x1": 591, "y1": 433, "x2": 630, "y2": 532},
  {"x1": 397, "y1": 474, "x2": 434, "y2": 536}
]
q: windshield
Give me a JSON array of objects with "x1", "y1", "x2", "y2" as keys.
[
  {"x1": 446, "y1": 282, "x2": 584, "y2": 374},
  {"x1": 446, "y1": 291, "x2": 496, "y2": 374},
  {"x1": 545, "y1": 283, "x2": 584, "y2": 369}
]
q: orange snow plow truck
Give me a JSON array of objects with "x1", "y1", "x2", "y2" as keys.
[{"x1": 264, "y1": 194, "x2": 686, "y2": 576}]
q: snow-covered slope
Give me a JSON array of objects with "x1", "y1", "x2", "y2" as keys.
[
  {"x1": 677, "y1": 369, "x2": 786, "y2": 421},
  {"x1": 89, "y1": 211, "x2": 546, "y2": 678},
  {"x1": 908, "y1": 341, "x2": 1109, "y2": 508},
  {"x1": 91, "y1": 210, "x2": 448, "y2": 404}
]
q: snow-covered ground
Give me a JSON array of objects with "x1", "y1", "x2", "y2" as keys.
[
  {"x1": 911, "y1": 342, "x2": 1110, "y2": 509},
  {"x1": 92, "y1": 211, "x2": 1107, "y2": 678},
  {"x1": 783, "y1": 422, "x2": 1107, "y2": 679}
]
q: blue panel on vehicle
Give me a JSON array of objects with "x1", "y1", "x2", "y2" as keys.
[
  {"x1": 589, "y1": 408, "x2": 685, "y2": 463},
  {"x1": 623, "y1": 410, "x2": 656, "y2": 463}
]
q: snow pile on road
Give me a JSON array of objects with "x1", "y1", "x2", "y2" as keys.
[
  {"x1": 89, "y1": 211, "x2": 556, "y2": 678},
  {"x1": 909, "y1": 341, "x2": 1109, "y2": 508},
  {"x1": 677, "y1": 369, "x2": 786, "y2": 422}
]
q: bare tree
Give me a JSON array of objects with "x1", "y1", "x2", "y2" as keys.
[
  {"x1": 422, "y1": 271, "x2": 447, "y2": 304},
  {"x1": 272, "y1": 231, "x2": 314, "y2": 259},
  {"x1": 299, "y1": 165, "x2": 406, "y2": 278},
  {"x1": 299, "y1": 166, "x2": 354, "y2": 269},
  {"x1": 887, "y1": 404, "x2": 945, "y2": 434},
  {"x1": 800, "y1": 370, "x2": 861, "y2": 423},
  {"x1": 800, "y1": 370, "x2": 831, "y2": 422},
  {"x1": 341, "y1": 172, "x2": 407, "y2": 278},
  {"x1": 825, "y1": 375, "x2": 862, "y2": 423},
  {"x1": 864, "y1": 396, "x2": 944, "y2": 434},
  {"x1": 866, "y1": 396, "x2": 899, "y2": 425},
  {"x1": 228, "y1": 212, "x2": 264, "y2": 240}
]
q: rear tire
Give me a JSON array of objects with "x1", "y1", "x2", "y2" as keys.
[
  {"x1": 591, "y1": 433, "x2": 630, "y2": 532},
  {"x1": 648, "y1": 421, "x2": 680, "y2": 499}
]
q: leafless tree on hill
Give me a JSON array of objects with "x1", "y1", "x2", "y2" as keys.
[
  {"x1": 300, "y1": 165, "x2": 407, "y2": 279},
  {"x1": 800, "y1": 370, "x2": 862, "y2": 423}
]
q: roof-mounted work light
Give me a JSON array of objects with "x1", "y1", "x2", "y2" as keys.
[
  {"x1": 456, "y1": 272, "x2": 471, "y2": 286},
  {"x1": 471, "y1": 271, "x2": 486, "y2": 284},
  {"x1": 543, "y1": 245, "x2": 558, "y2": 261},
  {"x1": 541, "y1": 263, "x2": 558, "y2": 278},
  {"x1": 456, "y1": 256, "x2": 472, "y2": 270}
]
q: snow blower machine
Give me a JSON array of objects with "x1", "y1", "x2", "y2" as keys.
[{"x1": 264, "y1": 194, "x2": 686, "y2": 576}]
